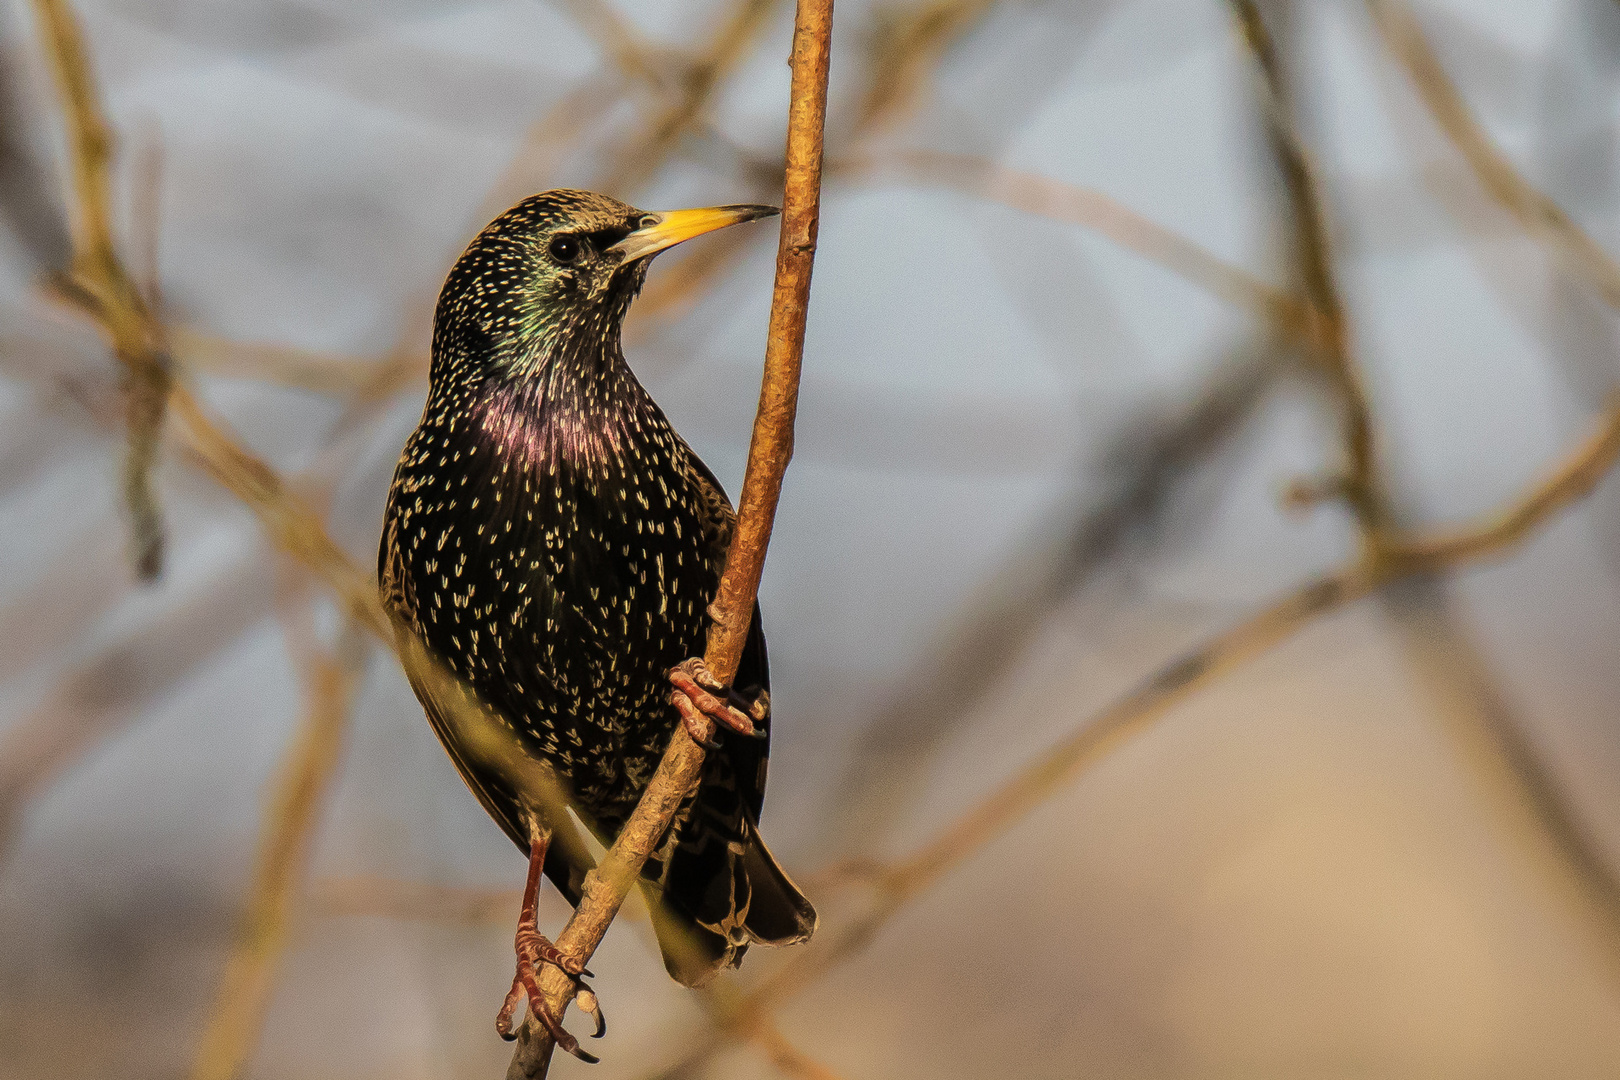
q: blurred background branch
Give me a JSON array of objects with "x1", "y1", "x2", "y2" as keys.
[{"x1": 6, "y1": 0, "x2": 1620, "y2": 1078}]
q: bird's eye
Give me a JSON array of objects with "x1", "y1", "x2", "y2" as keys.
[
  {"x1": 548, "y1": 235, "x2": 582, "y2": 264},
  {"x1": 637, "y1": 214, "x2": 659, "y2": 230}
]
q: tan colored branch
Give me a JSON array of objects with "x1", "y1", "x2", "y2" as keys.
[
  {"x1": 1230, "y1": 0, "x2": 1389, "y2": 543},
  {"x1": 189, "y1": 612, "x2": 368, "y2": 1080},
  {"x1": 753, "y1": 1017, "x2": 849, "y2": 1080},
  {"x1": 508, "y1": 2, "x2": 834, "y2": 1074},
  {"x1": 1385, "y1": 395, "x2": 1620, "y2": 569},
  {"x1": 597, "y1": 0, "x2": 784, "y2": 198},
  {"x1": 855, "y1": 0, "x2": 997, "y2": 131},
  {"x1": 837, "y1": 149, "x2": 1317, "y2": 340},
  {"x1": 31, "y1": 0, "x2": 170, "y2": 578},
  {"x1": 1367, "y1": 0, "x2": 1620, "y2": 311}
]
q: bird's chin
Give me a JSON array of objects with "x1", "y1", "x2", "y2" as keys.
[{"x1": 604, "y1": 257, "x2": 653, "y2": 299}]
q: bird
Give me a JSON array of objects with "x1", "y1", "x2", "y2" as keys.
[{"x1": 378, "y1": 189, "x2": 817, "y2": 1060}]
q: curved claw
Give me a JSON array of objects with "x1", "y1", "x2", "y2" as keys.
[
  {"x1": 725, "y1": 686, "x2": 770, "y2": 724},
  {"x1": 577, "y1": 984, "x2": 607, "y2": 1038},
  {"x1": 496, "y1": 975, "x2": 600, "y2": 1063},
  {"x1": 671, "y1": 687, "x2": 726, "y2": 748}
]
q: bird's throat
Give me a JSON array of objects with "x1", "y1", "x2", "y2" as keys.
[{"x1": 471, "y1": 335, "x2": 653, "y2": 481}]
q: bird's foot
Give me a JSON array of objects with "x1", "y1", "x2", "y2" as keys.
[
  {"x1": 495, "y1": 923, "x2": 604, "y2": 1061},
  {"x1": 668, "y1": 657, "x2": 768, "y2": 749}
]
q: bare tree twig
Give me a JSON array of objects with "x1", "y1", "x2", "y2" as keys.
[
  {"x1": 30, "y1": 0, "x2": 169, "y2": 579},
  {"x1": 508, "y1": 2, "x2": 834, "y2": 1074},
  {"x1": 1230, "y1": 0, "x2": 1389, "y2": 543},
  {"x1": 189, "y1": 609, "x2": 368, "y2": 1080},
  {"x1": 1367, "y1": 0, "x2": 1620, "y2": 311},
  {"x1": 816, "y1": 344, "x2": 1280, "y2": 857},
  {"x1": 836, "y1": 149, "x2": 1318, "y2": 339},
  {"x1": 1383, "y1": 395, "x2": 1620, "y2": 569},
  {"x1": 596, "y1": 0, "x2": 784, "y2": 198}
]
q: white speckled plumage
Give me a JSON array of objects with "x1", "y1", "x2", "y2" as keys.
[{"x1": 379, "y1": 190, "x2": 814, "y2": 986}]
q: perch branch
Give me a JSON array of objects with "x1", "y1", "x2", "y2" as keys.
[{"x1": 507, "y1": 1, "x2": 833, "y2": 1073}]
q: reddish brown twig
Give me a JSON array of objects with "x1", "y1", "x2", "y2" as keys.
[{"x1": 505, "y1": 1, "x2": 834, "y2": 1075}]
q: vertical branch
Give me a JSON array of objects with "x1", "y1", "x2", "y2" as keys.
[
  {"x1": 507, "y1": 0, "x2": 834, "y2": 1075},
  {"x1": 30, "y1": 0, "x2": 170, "y2": 579},
  {"x1": 1230, "y1": 0, "x2": 1390, "y2": 545},
  {"x1": 189, "y1": 613, "x2": 368, "y2": 1080},
  {"x1": 704, "y1": 0, "x2": 832, "y2": 675}
]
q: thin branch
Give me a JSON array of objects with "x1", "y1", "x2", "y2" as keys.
[
  {"x1": 30, "y1": 0, "x2": 170, "y2": 579},
  {"x1": 1367, "y1": 0, "x2": 1620, "y2": 311},
  {"x1": 1384, "y1": 394, "x2": 1620, "y2": 569},
  {"x1": 836, "y1": 149, "x2": 1317, "y2": 339},
  {"x1": 596, "y1": 0, "x2": 784, "y2": 198},
  {"x1": 507, "y1": 1, "x2": 834, "y2": 1074},
  {"x1": 189, "y1": 611, "x2": 368, "y2": 1080},
  {"x1": 1230, "y1": 0, "x2": 1390, "y2": 543},
  {"x1": 753, "y1": 1017, "x2": 850, "y2": 1080}
]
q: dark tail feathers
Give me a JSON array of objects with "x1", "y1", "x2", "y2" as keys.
[{"x1": 644, "y1": 817, "x2": 817, "y2": 988}]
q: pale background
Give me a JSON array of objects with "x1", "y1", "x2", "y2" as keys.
[{"x1": 4, "y1": 0, "x2": 1620, "y2": 1077}]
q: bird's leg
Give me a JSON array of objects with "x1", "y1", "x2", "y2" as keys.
[
  {"x1": 668, "y1": 657, "x2": 768, "y2": 748},
  {"x1": 495, "y1": 828, "x2": 603, "y2": 1062}
]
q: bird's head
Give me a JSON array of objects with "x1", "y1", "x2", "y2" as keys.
[{"x1": 432, "y1": 189, "x2": 777, "y2": 383}]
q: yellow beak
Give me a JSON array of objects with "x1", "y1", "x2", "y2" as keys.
[{"x1": 609, "y1": 204, "x2": 779, "y2": 263}]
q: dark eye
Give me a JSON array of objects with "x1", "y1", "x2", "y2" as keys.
[{"x1": 548, "y1": 235, "x2": 582, "y2": 264}]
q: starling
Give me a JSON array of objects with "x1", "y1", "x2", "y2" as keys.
[{"x1": 379, "y1": 190, "x2": 817, "y2": 1057}]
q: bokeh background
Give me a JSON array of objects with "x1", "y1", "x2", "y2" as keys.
[{"x1": 5, "y1": 0, "x2": 1620, "y2": 1077}]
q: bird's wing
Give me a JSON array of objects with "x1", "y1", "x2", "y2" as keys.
[
  {"x1": 667, "y1": 442, "x2": 773, "y2": 823},
  {"x1": 381, "y1": 509, "x2": 594, "y2": 904},
  {"x1": 673, "y1": 436, "x2": 739, "y2": 563},
  {"x1": 403, "y1": 664, "x2": 596, "y2": 907}
]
